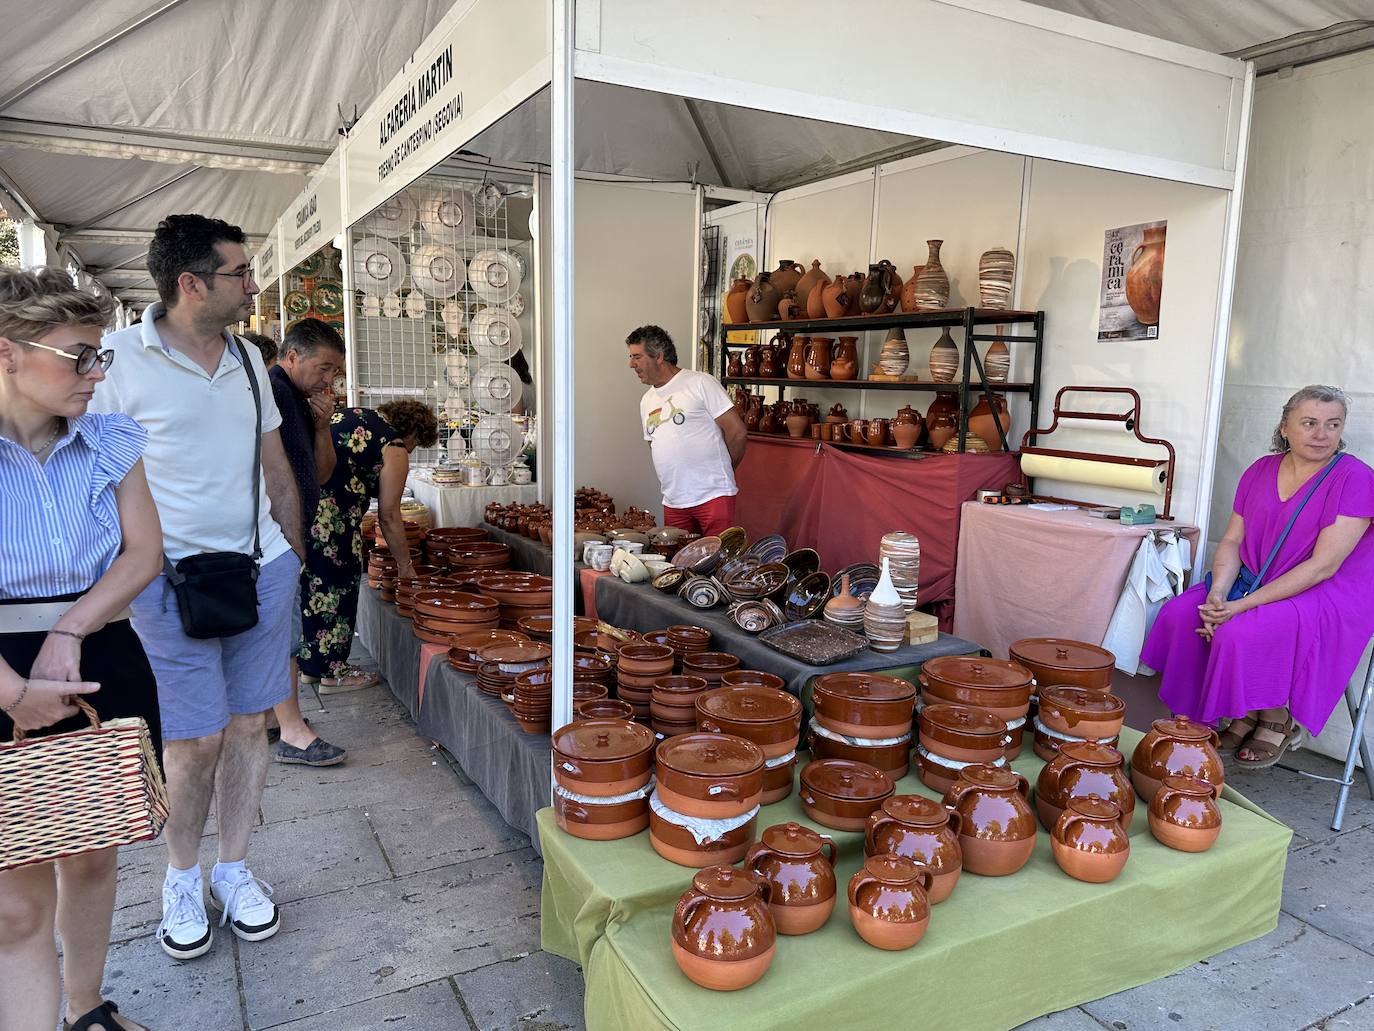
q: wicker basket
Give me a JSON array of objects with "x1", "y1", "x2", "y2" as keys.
[{"x1": 0, "y1": 699, "x2": 169, "y2": 871}]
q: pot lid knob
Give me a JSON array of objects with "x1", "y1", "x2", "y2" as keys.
[
  {"x1": 595, "y1": 732, "x2": 609, "y2": 747},
  {"x1": 971, "y1": 663, "x2": 985, "y2": 677},
  {"x1": 703, "y1": 745, "x2": 720, "y2": 762},
  {"x1": 840, "y1": 774, "x2": 853, "y2": 787},
  {"x1": 1056, "y1": 647, "x2": 1069, "y2": 659},
  {"x1": 783, "y1": 823, "x2": 802, "y2": 840},
  {"x1": 741, "y1": 697, "x2": 758, "y2": 711}
]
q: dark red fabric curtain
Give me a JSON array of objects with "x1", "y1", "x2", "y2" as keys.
[{"x1": 734, "y1": 438, "x2": 1020, "y2": 607}]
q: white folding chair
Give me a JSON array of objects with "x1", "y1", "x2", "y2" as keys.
[{"x1": 1278, "y1": 653, "x2": 1374, "y2": 831}]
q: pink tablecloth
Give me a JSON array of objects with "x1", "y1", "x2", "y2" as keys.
[
  {"x1": 580, "y1": 566, "x2": 610, "y2": 621},
  {"x1": 953, "y1": 503, "x2": 1200, "y2": 660}
]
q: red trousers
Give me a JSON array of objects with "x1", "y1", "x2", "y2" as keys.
[{"x1": 663, "y1": 494, "x2": 738, "y2": 537}]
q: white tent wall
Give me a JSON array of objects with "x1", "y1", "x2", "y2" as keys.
[{"x1": 1217, "y1": 48, "x2": 1374, "y2": 762}]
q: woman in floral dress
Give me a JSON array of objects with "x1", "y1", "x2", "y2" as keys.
[{"x1": 299, "y1": 400, "x2": 438, "y2": 685}]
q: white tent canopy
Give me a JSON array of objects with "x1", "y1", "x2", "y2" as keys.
[{"x1": 0, "y1": 0, "x2": 1366, "y2": 303}]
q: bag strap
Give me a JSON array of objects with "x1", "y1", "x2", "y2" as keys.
[
  {"x1": 161, "y1": 336, "x2": 263, "y2": 581},
  {"x1": 1251, "y1": 453, "x2": 1344, "y2": 590}
]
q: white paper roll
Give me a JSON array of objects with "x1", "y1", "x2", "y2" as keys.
[
  {"x1": 1053, "y1": 416, "x2": 1134, "y2": 434},
  {"x1": 1020, "y1": 452, "x2": 1166, "y2": 495}
]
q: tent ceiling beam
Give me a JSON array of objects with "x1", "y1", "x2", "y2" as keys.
[
  {"x1": 0, "y1": 117, "x2": 328, "y2": 174},
  {"x1": 0, "y1": 162, "x2": 41, "y2": 221},
  {"x1": 62, "y1": 227, "x2": 267, "y2": 247},
  {"x1": 0, "y1": 0, "x2": 194, "y2": 113},
  {"x1": 763, "y1": 138, "x2": 954, "y2": 194},
  {"x1": 679, "y1": 98, "x2": 731, "y2": 189},
  {"x1": 65, "y1": 166, "x2": 202, "y2": 233},
  {"x1": 89, "y1": 251, "x2": 150, "y2": 274},
  {"x1": 1232, "y1": 19, "x2": 1374, "y2": 73}
]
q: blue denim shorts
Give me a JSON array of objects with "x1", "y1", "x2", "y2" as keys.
[{"x1": 131, "y1": 550, "x2": 299, "y2": 741}]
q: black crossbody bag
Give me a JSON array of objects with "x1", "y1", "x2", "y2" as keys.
[{"x1": 162, "y1": 337, "x2": 263, "y2": 639}]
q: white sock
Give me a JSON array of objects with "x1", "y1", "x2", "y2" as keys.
[
  {"x1": 212, "y1": 859, "x2": 247, "y2": 883},
  {"x1": 165, "y1": 863, "x2": 200, "y2": 887}
]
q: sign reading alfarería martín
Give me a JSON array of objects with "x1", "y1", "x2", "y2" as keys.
[{"x1": 344, "y1": 0, "x2": 551, "y2": 226}]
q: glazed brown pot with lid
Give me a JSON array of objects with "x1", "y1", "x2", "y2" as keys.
[
  {"x1": 694, "y1": 685, "x2": 802, "y2": 758},
  {"x1": 551, "y1": 718, "x2": 655, "y2": 797},
  {"x1": 864, "y1": 794, "x2": 963, "y2": 903},
  {"x1": 744, "y1": 822, "x2": 838, "y2": 936},
  {"x1": 799, "y1": 758, "x2": 895, "y2": 831},
  {"x1": 1037, "y1": 685, "x2": 1127, "y2": 740},
  {"x1": 1147, "y1": 774, "x2": 1223, "y2": 852},
  {"x1": 918, "y1": 703, "x2": 1011, "y2": 763},
  {"x1": 942, "y1": 763, "x2": 1037, "y2": 877},
  {"x1": 1008, "y1": 637, "x2": 1114, "y2": 692},
  {"x1": 813, "y1": 672, "x2": 916, "y2": 738},
  {"x1": 920, "y1": 657, "x2": 1034, "y2": 721},
  {"x1": 847, "y1": 853, "x2": 934, "y2": 951},
  {"x1": 1130, "y1": 715, "x2": 1224, "y2": 803},
  {"x1": 655, "y1": 732, "x2": 765, "y2": 819},
  {"x1": 1035, "y1": 740, "x2": 1135, "y2": 831},
  {"x1": 1051, "y1": 795, "x2": 1130, "y2": 883},
  {"x1": 671, "y1": 865, "x2": 776, "y2": 991}
]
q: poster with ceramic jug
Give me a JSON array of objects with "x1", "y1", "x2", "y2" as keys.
[
  {"x1": 723, "y1": 226, "x2": 759, "y2": 346},
  {"x1": 1098, "y1": 220, "x2": 1166, "y2": 342}
]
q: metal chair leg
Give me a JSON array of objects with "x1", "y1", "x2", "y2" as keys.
[{"x1": 1330, "y1": 660, "x2": 1374, "y2": 832}]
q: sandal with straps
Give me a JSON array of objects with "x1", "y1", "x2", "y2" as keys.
[
  {"x1": 1218, "y1": 714, "x2": 1259, "y2": 752},
  {"x1": 65, "y1": 1000, "x2": 146, "y2": 1031},
  {"x1": 1236, "y1": 717, "x2": 1304, "y2": 769}
]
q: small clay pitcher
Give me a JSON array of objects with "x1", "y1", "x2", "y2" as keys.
[
  {"x1": 847, "y1": 418, "x2": 868, "y2": 445},
  {"x1": 925, "y1": 390, "x2": 960, "y2": 450},
  {"x1": 787, "y1": 335, "x2": 809, "y2": 379},
  {"x1": 758, "y1": 341, "x2": 780, "y2": 379},
  {"x1": 758, "y1": 406, "x2": 778, "y2": 435},
  {"x1": 744, "y1": 822, "x2": 837, "y2": 936},
  {"x1": 943, "y1": 764, "x2": 1036, "y2": 877},
  {"x1": 830, "y1": 336, "x2": 858, "y2": 380},
  {"x1": 1130, "y1": 715, "x2": 1224, "y2": 804},
  {"x1": 892, "y1": 405, "x2": 924, "y2": 450},
  {"x1": 744, "y1": 394, "x2": 762, "y2": 431},
  {"x1": 865, "y1": 794, "x2": 963, "y2": 903},
  {"x1": 1148, "y1": 774, "x2": 1222, "y2": 853},
  {"x1": 821, "y1": 277, "x2": 850, "y2": 319},
  {"x1": 746, "y1": 271, "x2": 780, "y2": 323},
  {"x1": 866, "y1": 418, "x2": 888, "y2": 447},
  {"x1": 731, "y1": 387, "x2": 747, "y2": 416},
  {"x1": 794, "y1": 260, "x2": 829, "y2": 310},
  {"x1": 1052, "y1": 795, "x2": 1130, "y2": 883},
  {"x1": 899, "y1": 265, "x2": 924, "y2": 312},
  {"x1": 671, "y1": 865, "x2": 776, "y2": 991},
  {"x1": 742, "y1": 345, "x2": 761, "y2": 377},
  {"x1": 859, "y1": 260, "x2": 898, "y2": 315},
  {"x1": 770, "y1": 259, "x2": 805, "y2": 297},
  {"x1": 1035, "y1": 741, "x2": 1136, "y2": 832},
  {"x1": 724, "y1": 278, "x2": 751, "y2": 323},
  {"x1": 726, "y1": 351, "x2": 743, "y2": 378},
  {"x1": 805, "y1": 337, "x2": 833, "y2": 380},
  {"x1": 847, "y1": 854, "x2": 933, "y2": 951}
]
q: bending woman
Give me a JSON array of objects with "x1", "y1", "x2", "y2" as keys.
[
  {"x1": 1142, "y1": 385, "x2": 1374, "y2": 768},
  {"x1": 298, "y1": 400, "x2": 438, "y2": 687},
  {"x1": 0, "y1": 268, "x2": 164, "y2": 1031}
]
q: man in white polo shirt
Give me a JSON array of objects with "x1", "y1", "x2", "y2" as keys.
[{"x1": 91, "y1": 214, "x2": 302, "y2": 961}]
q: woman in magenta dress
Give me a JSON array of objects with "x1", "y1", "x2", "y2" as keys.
[{"x1": 1142, "y1": 385, "x2": 1374, "y2": 768}]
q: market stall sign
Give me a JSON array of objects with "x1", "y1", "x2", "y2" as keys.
[
  {"x1": 280, "y1": 150, "x2": 343, "y2": 273},
  {"x1": 344, "y1": 0, "x2": 551, "y2": 226},
  {"x1": 255, "y1": 221, "x2": 281, "y2": 285}
]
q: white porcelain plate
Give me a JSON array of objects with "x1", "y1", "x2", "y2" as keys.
[
  {"x1": 354, "y1": 236, "x2": 406, "y2": 294},
  {"x1": 410, "y1": 243, "x2": 464, "y2": 299},
  {"x1": 359, "y1": 194, "x2": 416, "y2": 238},
  {"x1": 468, "y1": 307, "x2": 522, "y2": 360},
  {"x1": 468, "y1": 249, "x2": 522, "y2": 305},
  {"x1": 419, "y1": 191, "x2": 475, "y2": 236},
  {"x1": 472, "y1": 414, "x2": 520, "y2": 464},
  {"x1": 473, "y1": 361, "x2": 518, "y2": 414}
]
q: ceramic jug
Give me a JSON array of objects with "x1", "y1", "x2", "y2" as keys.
[
  {"x1": 746, "y1": 271, "x2": 780, "y2": 323},
  {"x1": 914, "y1": 240, "x2": 950, "y2": 309},
  {"x1": 900, "y1": 264, "x2": 924, "y2": 312},
  {"x1": 1035, "y1": 741, "x2": 1135, "y2": 832},
  {"x1": 805, "y1": 337, "x2": 833, "y2": 380},
  {"x1": 744, "y1": 394, "x2": 763, "y2": 432},
  {"x1": 758, "y1": 406, "x2": 778, "y2": 435},
  {"x1": 847, "y1": 854, "x2": 933, "y2": 951},
  {"x1": 925, "y1": 391, "x2": 960, "y2": 450},
  {"x1": 866, "y1": 419, "x2": 889, "y2": 447},
  {"x1": 1126, "y1": 227, "x2": 1165, "y2": 326},
  {"x1": 795, "y1": 260, "x2": 829, "y2": 311},
  {"x1": 821, "y1": 277, "x2": 851, "y2": 319},
  {"x1": 843, "y1": 273, "x2": 866, "y2": 316},
  {"x1": 787, "y1": 335, "x2": 809, "y2": 379},
  {"x1": 892, "y1": 406, "x2": 923, "y2": 449},
  {"x1": 830, "y1": 337, "x2": 858, "y2": 380},
  {"x1": 1051, "y1": 795, "x2": 1130, "y2": 883},
  {"x1": 785, "y1": 402, "x2": 811, "y2": 438},
  {"x1": 744, "y1": 822, "x2": 837, "y2": 936},
  {"x1": 724, "y1": 277, "x2": 751, "y2": 323},
  {"x1": 865, "y1": 795, "x2": 962, "y2": 903},
  {"x1": 770, "y1": 259, "x2": 805, "y2": 298},
  {"x1": 1130, "y1": 716, "x2": 1223, "y2": 804},
  {"x1": 806, "y1": 277, "x2": 828, "y2": 319},
  {"x1": 1147, "y1": 774, "x2": 1222, "y2": 853},
  {"x1": 758, "y1": 341, "x2": 780, "y2": 378},
  {"x1": 671, "y1": 865, "x2": 777, "y2": 991},
  {"x1": 967, "y1": 393, "x2": 1010, "y2": 450},
  {"x1": 943, "y1": 764, "x2": 1036, "y2": 877},
  {"x1": 859, "y1": 260, "x2": 898, "y2": 315},
  {"x1": 742, "y1": 345, "x2": 761, "y2": 377},
  {"x1": 726, "y1": 350, "x2": 743, "y2": 378}
]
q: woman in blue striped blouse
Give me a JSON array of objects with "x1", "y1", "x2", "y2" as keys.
[{"x1": 0, "y1": 267, "x2": 163, "y2": 1031}]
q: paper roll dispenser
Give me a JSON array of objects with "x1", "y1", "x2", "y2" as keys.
[{"x1": 1019, "y1": 386, "x2": 1176, "y2": 519}]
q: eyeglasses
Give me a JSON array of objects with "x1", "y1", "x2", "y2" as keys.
[
  {"x1": 22, "y1": 340, "x2": 115, "y2": 375},
  {"x1": 200, "y1": 267, "x2": 256, "y2": 287}
]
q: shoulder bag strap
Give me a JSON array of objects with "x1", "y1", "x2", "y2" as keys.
[
  {"x1": 232, "y1": 336, "x2": 264, "y2": 561},
  {"x1": 1251, "y1": 453, "x2": 1344, "y2": 590}
]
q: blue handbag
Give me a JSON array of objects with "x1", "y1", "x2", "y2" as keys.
[{"x1": 1204, "y1": 453, "x2": 1343, "y2": 601}]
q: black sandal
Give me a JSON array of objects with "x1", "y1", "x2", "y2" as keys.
[{"x1": 65, "y1": 1000, "x2": 142, "y2": 1031}]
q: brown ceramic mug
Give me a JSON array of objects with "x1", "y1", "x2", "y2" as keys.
[
  {"x1": 866, "y1": 419, "x2": 889, "y2": 447},
  {"x1": 848, "y1": 419, "x2": 868, "y2": 444}
]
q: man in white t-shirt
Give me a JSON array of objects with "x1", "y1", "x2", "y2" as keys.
[{"x1": 628, "y1": 325, "x2": 747, "y2": 536}]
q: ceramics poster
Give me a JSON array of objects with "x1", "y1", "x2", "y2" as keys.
[
  {"x1": 723, "y1": 226, "x2": 759, "y2": 344},
  {"x1": 1097, "y1": 220, "x2": 1166, "y2": 342}
]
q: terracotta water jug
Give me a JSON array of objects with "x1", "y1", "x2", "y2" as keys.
[
  {"x1": 859, "y1": 260, "x2": 898, "y2": 315},
  {"x1": 1051, "y1": 795, "x2": 1130, "y2": 883},
  {"x1": 929, "y1": 327, "x2": 959, "y2": 383},
  {"x1": 967, "y1": 393, "x2": 1010, "y2": 450},
  {"x1": 745, "y1": 393, "x2": 763, "y2": 431},
  {"x1": 1035, "y1": 741, "x2": 1135, "y2": 832},
  {"x1": 671, "y1": 865, "x2": 776, "y2": 991},
  {"x1": 1148, "y1": 774, "x2": 1222, "y2": 853},
  {"x1": 900, "y1": 265, "x2": 924, "y2": 312},
  {"x1": 758, "y1": 406, "x2": 778, "y2": 435},
  {"x1": 787, "y1": 335, "x2": 809, "y2": 379},
  {"x1": 892, "y1": 405, "x2": 923, "y2": 449},
  {"x1": 742, "y1": 345, "x2": 761, "y2": 377},
  {"x1": 830, "y1": 337, "x2": 858, "y2": 380},
  {"x1": 847, "y1": 854, "x2": 933, "y2": 951},
  {"x1": 795, "y1": 260, "x2": 829, "y2": 311},
  {"x1": 724, "y1": 278, "x2": 751, "y2": 323},
  {"x1": 925, "y1": 391, "x2": 959, "y2": 450},
  {"x1": 914, "y1": 240, "x2": 950, "y2": 310},
  {"x1": 844, "y1": 273, "x2": 865, "y2": 316},
  {"x1": 731, "y1": 387, "x2": 748, "y2": 416},
  {"x1": 806, "y1": 278, "x2": 828, "y2": 318},
  {"x1": 726, "y1": 351, "x2": 743, "y2": 378},
  {"x1": 758, "y1": 341, "x2": 780, "y2": 379},
  {"x1": 821, "y1": 278, "x2": 850, "y2": 319},
  {"x1": 744, "y1": 822, "x2": 837, "y2": 936},
  {"x1": 1130, "y1": 715, "x2": 1223, "y2": 804},
  {"x1": 746, "y1": 271, "x2": 780, "y2": 323},
  {"x1": 942, "y1": 764, "x2": 1036, "y2": 877},
  {"x1": 1126, "y1": 226, "x2": 1165, "y2": 326},
  {"x1": 770, "y1": 259, "x2": 805, "y2": 298},
  {"x1": 805, "y1": 337, "x2": 833, "y2": 380},
  {"x1": 865, "y1": 794, "x2": 962, "y2": 903},
  {"x1": 785, "y1": 401, "x2": 811, "y2": 438}
]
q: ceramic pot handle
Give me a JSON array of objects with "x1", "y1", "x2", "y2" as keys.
[
  {"x1": 1148, "y1": 736, "x2": 1175, "y2": 768},
  {"x1": 707, "y1": 783, "x2": 742, "y2": 799},
  {"x1": 743, "y1": 843, "x2": 775, "y2": 874},
  {"x1": 865, "y1": 812, "x2": 893, "y2": 855},
  {"x1": 748, "y1": 870, "x2": 774, "y2": 906},
  {"x1": 848, "y1": 874, "x2": 878, "y2": 908},
  {"x1": 799, "y1": 790, "x2": 817, "y2": 807},
  {"x1": 1057, "y1": 810, "x2": 1086, "y2": 842},
  {"x1": 818, "y1": 834, "x2": 837, "y2": 868},
  {"x1": 1014, "y1": 773, "x2": 1031, "y2": 800},
  {"x1": 944, "y1": 808, "x2": 963, "y2": 838},
  {"x1": 557, "y1": 758, "x2": 584, "y2": 778},
  {"x1": 943, "y1": 782, "x2": 973, "y2": 808},
  {"x1": 561, "y1": 801, "x2": 590, "y2": 821},
  {"x1": 673, "y1": 890, "x2": 707, "y2": 935},
  {"x1": 698, "y1": 718, "x2": 722, "y2": 734},
  {"x1": 1130, "y1": 242, "x2": 1148, "y2": 267},
  {"x1": 912, "y1": 864, "x2": 934, "y2": 895}
]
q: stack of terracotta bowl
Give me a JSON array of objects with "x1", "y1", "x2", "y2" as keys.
[
  {"x1": 666, "y1": 624, "x2": 711, "y2": 670},
  {"x1": 695, "y1": 682, "x2": 803, "y2": 804},
  {"x1": 552, "y1": 718, "x2": 656, "y2": 841},
  {"x1": 425, "y1": 526, "x2": 487, "y2": 565},
  {"x1": 475, "y1": 572, "x2": 553, "y2": 628},
  {"x1": 809, "y1": 672, "x2": 915, "y2": 780},
  {"x1": 516, "y1": 614, "x2": 597, "y2": 641},
  {"x1": 577, "y1": 697, "x2": 635, "y2": 720},
  {"x1": 571, "y1": 652, "x2": 615, "y2": 692},
  {"x1": 367, "y1": 549, "x2": 400, "y2": 600},
  {"x1": 1034, "y1": 741, "x2": 1135, "y2": 831},
  {"x1": 799, "y1": 758, "x2": 895, "y2": 831},
  {"x1": 651, "y1": 675, "x2": 709, "y2": 737},
  {"x1": 474, "y1": 640, "x2": 551, "y2": 696},
  {"x1": 1033, "y1": 685, "x2": 1126, "y2": 760},
  {"x1": 393, "y1": 568, "x2": 452, "y2": 617},
  {"x1": 650, "y1": 733, "x2": 765, "y2": 866},
  {"x1": 919, "y1": 656, "x2": 1033, "y2": 758},
  {"x1": 447, "y1": 628, "x2": 528, "y2": 673},
  {"x1": 916, "y1": 704, "x2": 1011, "y2": 794},
  {"x1": 616, "y1": 643, "x2": 675, "y2": 721},
  {"x1": 574, "y1": 627, "x2": 640, "y2": 659},
  {"x1": 377, "y1": 517, "x2": 428, "y2": 556},
  {"x1": 680, "y1": 650, "x2": 740, "y2": 686},
  {"x1": 510, "y1": 669, "x2": 610, "y2": 734},
  {"x1": 411, "y1": 590, "x2": 501, "y2": 644},
  {"x1": 446, "y1": 541, "x2": 512, "y2": 573}
]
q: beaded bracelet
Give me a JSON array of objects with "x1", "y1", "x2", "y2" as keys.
[
  {"x1": 1, "y1": 679, "x2": 30, "y2": 714},
  {"x1": 48, "y1": 629, "x2": 86, "y2": 640}
]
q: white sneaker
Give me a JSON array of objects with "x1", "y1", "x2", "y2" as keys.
[
  {"x1": 159, "y1": 878, "x2": 213, "y2": 960},
  {"x1": 209, "y1": 867, "x2": 280, "y2": 942}
]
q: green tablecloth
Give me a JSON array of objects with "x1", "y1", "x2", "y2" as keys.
[{"x1": 538, "y1": 727, "x2": 1291, "y2": 1031}]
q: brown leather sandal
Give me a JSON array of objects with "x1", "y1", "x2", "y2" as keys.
[
  {"x1": 1236, "y1": 717, "x2": 1303, "y2": 769},
  {"x1": 1218, "y1": 715, "x2": 1259, "y2": 752}
]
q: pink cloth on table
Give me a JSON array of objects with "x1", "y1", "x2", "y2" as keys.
[
  {"x1": 580, "y1": 566, "x2": 609, "y2": 621},
  {"x1": 1142, "y1": 454, "x2": 1374, "y2": 734},
  {"x1": 952, "y1": 503, "x2": 1200, "y2": 659},
  {"x1": 417, "y1": 642, "x2": 447, "y2": 710}
]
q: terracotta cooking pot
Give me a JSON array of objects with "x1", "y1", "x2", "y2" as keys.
[
  {"x1": 799, "y1": 758, "x2": 895, "y2": 832},
  {"x1": 553, "y1": 784, "x2": 651, "y2": 841},
  {"x1": 864, "y1": 794, "x2": 963, "y2": 903},
  {"x1": 720, "y1": 669, "x2": 786, "y2": 693},
  {"x1": 807, "y1": 720, "x2": 910, "y2": 781},
  {"x1": 1051, "y1": 795, "x2": 1130, "y2": 883},
  {"x1": 694, "y1": 686, "x2": 802, "y2": 759},
  {"x1": 655, "y1": 732, "x2": 765, "y2": 819},
  {"x1": 1008, "y1": 637, "x2": 1115, "y2": 693},
  {"x1": 919, "y1": 657, "x2": 1034, "y2": 722},
  {"x1": 1035, "y1": 740, "x2": 1136, "y2": 831},
  {"x1": 761, "y1": 755, "x2": 796, "y2": 805},
  {"x1": 942, "y1": 763, "x2": 1036, "y2": 876},
  {"x1": 552, "y1": 719, "x2": 655, "y2": 797},
  {"x1": 1147, "y1": 774, "x2": 1223, "y2": 853},
  {"x1": 918, "y1": 703, "x2": 1010, "y2": 764},
  {"x1": 744, "y1": 822, "x2": 837, "y2": 935},
  {"x1": 813, "y1": 672, "x2": 916, "y2": 738},
  {"x1": 576, "y1": 698, "x2": 635, "y2": 721},
  {"x1": 671, "y1": 866, "x2": 776, "y2": 991},
  {"x1": 848, "y1": 854, "x2": 933, "y2": 951},
  {"x1": 1036, "y1": 685, "x2": 1126, "y2": 740},
  {"x1": 651, "y1": 802, "x2": 758, "y2": 868},
  {"x1": 1130, "y1": 715, "x2": 1224, "y2": 803},
  {"x1": 617, "y1": 643, "x2": 675, "y2": 676}
]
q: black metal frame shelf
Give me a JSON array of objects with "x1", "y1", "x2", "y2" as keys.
[{"x1": 720, "y1": 306, "x2": 1046, "y2": 454}]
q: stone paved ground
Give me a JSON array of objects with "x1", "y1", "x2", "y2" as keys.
[{"x1": 100, "y1": 645, "x2": 1374, "y2": 1030}]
